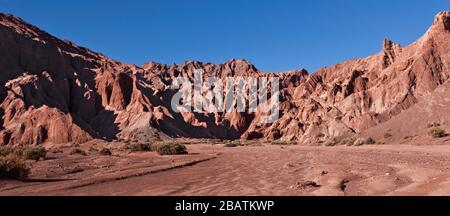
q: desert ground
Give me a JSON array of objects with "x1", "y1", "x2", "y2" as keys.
[{"x1": 2, "y1": 140, "x2": 450, "y2": 196}]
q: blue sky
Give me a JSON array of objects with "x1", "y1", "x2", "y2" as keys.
[{"x1": 0, "y1": 0, "x2": 448, "y2": 72}]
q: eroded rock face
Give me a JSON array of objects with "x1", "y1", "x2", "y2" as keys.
[{"x1": 0, "y1": 12, "x2": 449, "y2": 145}]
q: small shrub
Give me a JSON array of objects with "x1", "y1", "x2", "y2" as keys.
[
  {"x1": 343, "y1": 137, "x2": 357, "y2": 146},
  {"x1": 223, "y1": 140, "x2": 241, "y2": 147},
  {"x1": 353, "y1": 137, "x2": 375, "y2": 146},
  {"x1": 0, "y1": 156, "x2": 30, "y2": 180},
  {"x1": 0, "y1": 146, "x2": 13, "y2": 157},
  {"x1": 129, "y1": 143, "x2": 152, "y2": 152},
  {"x1": 316, "y1": 133, "x2": 326, "y2": 138},
  {"x1": 0, "y1": 146, "x2": 46, "y2": 161},
  {"x1": 339, "y1": 139, "x2": 349, "y2": 145},
  {"x1": 99, "y1": 148, "x2": 112, "y2": 156},
  {"x1": 235, "y1": 140, "x2": 263, "y2": 147},
  {"x1": 384, "y1": 133, "x2": 393, "y2": 139},
  {"x1": 23, "y1": 147, "x2": 47, "y2": 161},
  {"x1": 325, "y1": 137, "x2": 340, "y2": 147},
  {"x1": 429, "y1": 128, "x2": 447, "y2": 138},
  {"x1": 0, "y1": 146, "x2": 21, "y2": 157},
  {"x1": 353, "y1": 138, "x2": 366, "y2": 146},
  {"x1": 272, "y1": 140, "x2": 287, "y2": 145},
  {"x1": 70, "y1": 148, "x2": 87, "y2": 156},
  {"x1": 154, "y1": 142, "x2": 188, "y2": 155},
  {"x1": 366, "y1": 137, "x2": 376, "y2": 145}
]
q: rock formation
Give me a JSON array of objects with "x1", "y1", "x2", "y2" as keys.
[{"x1": 0, "y1": 11, "x2": 449, "y2": 146}]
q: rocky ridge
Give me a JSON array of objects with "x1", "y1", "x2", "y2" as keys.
[{"x1": 0, "y1": 11, "x2": 449, "y2": 146}]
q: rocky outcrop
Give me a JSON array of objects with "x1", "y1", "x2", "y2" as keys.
[{"x1": 0, "y1": 11, "x2": 449, "y2": 146}]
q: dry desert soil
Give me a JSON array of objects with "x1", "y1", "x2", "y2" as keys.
[{"x1": 2, "y1": 141, "x2": 450, "y2": 196}]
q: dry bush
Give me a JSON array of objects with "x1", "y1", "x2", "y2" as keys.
[
  {"x1": 129, "y1": 143, "x2": 152, "y2": 152},
  {"x1": 341, "y1": 137, "x2": 356, "y2": 146},
  {"x1": 0, "y1": 156, "x2": 30, "y2": 180},
  {"x1": 0, "y1": 146, "x2": 16, "y2": 157},
  {"x1": 0, "y1": 146, "x2": 46, "y2": 161},
  {"x1": 325, "y1": 137, "x2": 341, "y2": 147},
  {"x1": 23, "y1": 147, "x2": 47, "y2": 161},
  {"x1": 153, "y1": 142, "x2": 188, "y2": 155},
  {"x1": 353, "y1": 138, "x2": 366, "y2": 146},
  {"x1": 223, "y1": 140, "x2": 241, "y2": 147},
  {"x1": 271, "y1": 140, "x2": 297, "y2": 145},
  {"x1": 377, "y1": 140, "x2": 386, "y2": 145},
  {"x1": 429, "y1": 128, "x2": 447, "y2": 138},
  {"x1": 366, "y1": 137, "x2": 376, "y2": 144},
  {"x1": 353, "y1": 137, "x2": 376, "y2": 146}
]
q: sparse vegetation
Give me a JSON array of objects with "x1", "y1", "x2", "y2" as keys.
[
  {"x1": 129, "y1": 143, "x2": 153, "y2": 152},
  {"x1": 271, "y1": 140, "x2": 297, "y2": 145},
  {"x1": 339, "y1": 139, "x2": 349, "y2": 145},
  {"x1": 232, "y1": 140, "x2": 266, "y2": 147},
  {"x1": 23, "y1": 147, "x2": 47, "y2": 161},
  {"x1": 353, "y1": 138, "x2": 366, "y2": 146},
  {"x1": 353, "y1": 137, "x2": 376, "y2": 146},
  {"x1": 377, "y1": 140, "x2": 386, "y2": 145},
  {"x1": 366, "y1": 137, "x2": 376, "y2": 145},
  {"x1": 325, "y1": 137, "x2": 341, "y2": 147},
  {"x1": 0, "y1": 146, "x2": 46, "y2": 161},
  {"x1": 237, "y1": 140, "x2": 252, "y2": 146},
  {"x1": 99, "y1": 148, "x2": 112, "y2": 156},
  {"x1": 429, "y1": 127, "x2": 447, "y2": 138},
  {"x1": 70, "y1": 148, "x2": 87, "y2": 156},
  {"x1": 223, "y1": 140, "x2": 242, "y2": 147},
  {"x1": 0, "y1": 156, "x2": 30, "y2": 180},
  {"x1": 342, "y1": 137, "x2": 357, "y2": 146},
  {"x1": 153, "y1": 142, "x2": 188, "y2": 155},
  {"x1": 0, "y1": 146, "x2": 17, "y2": 157}
]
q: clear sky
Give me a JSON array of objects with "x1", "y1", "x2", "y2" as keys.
[{"x1": 0, "y1": 0, "x2": 448, "y2": 72}]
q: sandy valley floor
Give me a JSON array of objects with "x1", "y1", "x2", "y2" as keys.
[{"x1": 2, "y1": 143, "x2": 450, "y2": 196}]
